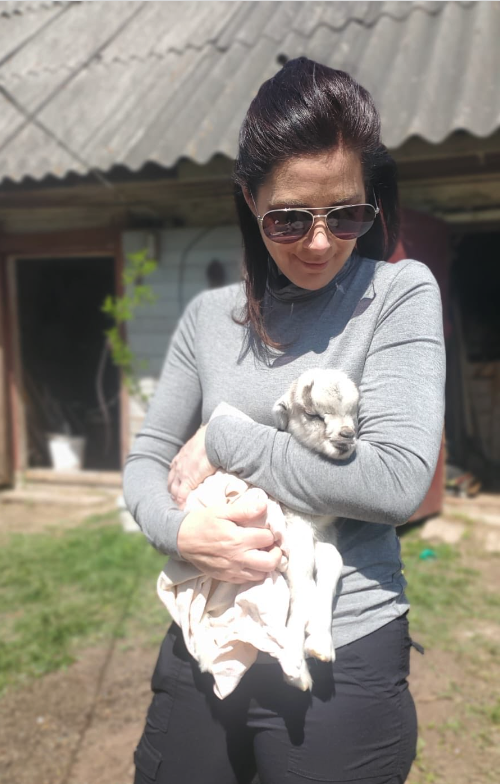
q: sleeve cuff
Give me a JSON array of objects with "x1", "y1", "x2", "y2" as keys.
[
  {"x1": 170, "y1": 508, "x2": 190, "y2": 559},
  {"x1": 139, "y1": 507, "x2": 189, "y2": 559}
]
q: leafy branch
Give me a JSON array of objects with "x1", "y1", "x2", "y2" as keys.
[{"x1": 101, "y1": 248, "x2": 158, "y2": 398}]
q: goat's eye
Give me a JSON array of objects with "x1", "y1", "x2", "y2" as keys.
[{"x1": 304, "y1": 411, "x2": 323, "y2": 421}]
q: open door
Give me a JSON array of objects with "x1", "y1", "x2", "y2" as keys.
[
  {"x1": 1, "y1": 228, "x2": 126, "y2": 480},
  {"x1": 15, "y1": 255, "x2": 121, "y2": 471},
  {"x1": 389, "y1": 208, "x2": 450, "y2": 521}
]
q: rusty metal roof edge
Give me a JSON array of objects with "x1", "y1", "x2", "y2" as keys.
[{"x1": 4, "y1": 128, "x2": 500, "y2": 189}]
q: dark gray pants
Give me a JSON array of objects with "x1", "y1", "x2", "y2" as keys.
[{"x1": 134, "y1": 613, "x2": 418, "y2": 784}]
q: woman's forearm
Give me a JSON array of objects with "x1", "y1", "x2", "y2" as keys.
[
  {"x1": 123, "y1": 455, "x2": 188, "y2": 556},
  {"x1": 122, "y1": 293, "x2": 204, "y2": 556},
  {"x1": 205, "y1": 420, "x2": 440, "y2": 525}
]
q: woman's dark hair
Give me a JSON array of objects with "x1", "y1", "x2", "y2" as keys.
[{"x1": 233, "y1": 57, "x2": 400, "y2": 347}]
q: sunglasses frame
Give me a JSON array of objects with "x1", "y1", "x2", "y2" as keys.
[{"x1": 254, "y1": 198, "x2": 380, "y2": 243}]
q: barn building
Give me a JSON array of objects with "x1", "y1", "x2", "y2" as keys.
[{"x1": 0, "y1": 1, "x2": 499, "y2": 517}]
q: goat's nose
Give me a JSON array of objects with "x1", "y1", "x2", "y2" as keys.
[{"x1": 339, "y1": 426, "x2": 355, "y2": 440}]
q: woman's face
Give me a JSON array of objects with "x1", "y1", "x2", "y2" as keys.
[{"x1": 246, "y1": 147, "x2": 366, "y2": 290}]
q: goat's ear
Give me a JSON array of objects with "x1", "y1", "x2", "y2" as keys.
[
  {"x1": 273, "y1": 396, "x2": 291, "y2": 430},
  {"x1": 301, "y1": 380, "x2": 314, "y2": 409}
]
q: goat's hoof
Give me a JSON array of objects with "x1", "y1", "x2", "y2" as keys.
[
  {"x1": 284, "y1": 669, "x2": 313, "y2": 691},
  {"x1": 196, "y1": 651, "x2": 214, "y2": 674},
  {"x1": 305, "y1": 632, "x2": 335, "y2": 662},
  {"x1": 281, "y1": 657, "x2": 313, "y2": 691}
]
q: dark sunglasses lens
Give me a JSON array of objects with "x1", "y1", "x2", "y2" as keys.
[
  {"x1": 327, "y1": 205, "x2": 377, "y2": 240},
  {"x1": 261, "y1": 210, "x2": 312, "y2": 243}
]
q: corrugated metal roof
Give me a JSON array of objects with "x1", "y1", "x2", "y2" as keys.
[{"x1": 0, "y1": 0, "x2": 497, "y2": 182}]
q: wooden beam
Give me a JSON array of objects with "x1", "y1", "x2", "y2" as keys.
[
  {"x1": 5, "y1": 257, "x2": 26, "y2": 473},
  {"x1": 0, "y1": 227, "x2": 119, "y2": 255},
  {"x1": 392, "y1": 130, "x2": 500, "y2": 163},
  {"x1": 400, "y1": 172, "x2": 500, "y2": 215},
  {"x1": 0, "y1": 177, "x2": 234, "y2": 210}
]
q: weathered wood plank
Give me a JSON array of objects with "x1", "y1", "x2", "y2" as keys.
[{"x1": 0, "y1": 258, "x2": 13, "y2": 486}]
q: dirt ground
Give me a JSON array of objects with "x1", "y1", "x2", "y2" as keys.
[
  {"x1": 0, "y1": 495, "x2": 117, "y2": 535},
  {"x1": 0, "y1": 642, "x2": 155, "y2": 784},
  {"x1": 1, "y1": 498, "x2": 499, "y2": 784}
]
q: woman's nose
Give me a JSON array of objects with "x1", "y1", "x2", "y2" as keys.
[{"x1": 305, "y1": 218, "x2": 332, "y2": 251}]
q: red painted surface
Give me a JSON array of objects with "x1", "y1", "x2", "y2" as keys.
[
  {"x1": 395, "y1": 208, "x2": 452, "y2": 339},
  {"x1": 409, "y1": 436, "x2": 445, "y2": 522},
  {"x1": 388, "y1": 209, "x2": 449, "y2": 521}
]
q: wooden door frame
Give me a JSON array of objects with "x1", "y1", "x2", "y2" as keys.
[
  {"x1": 0, "y1": 255, "x2": 13, "y2": 485},
  {"x1": 0, "y1": 228, "x2": 129, "y2": 479}
]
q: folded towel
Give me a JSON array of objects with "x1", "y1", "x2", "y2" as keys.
[{"x1": 157, "y1": 472, "x2": 292, "y2": 699}]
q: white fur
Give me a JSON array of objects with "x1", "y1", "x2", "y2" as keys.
[
  {"x1": 273, "y1": 368, "x2": 359, "y2": 690},
  {"x1": 201, "y1": 369, "x2": 359, "y2": 692}
]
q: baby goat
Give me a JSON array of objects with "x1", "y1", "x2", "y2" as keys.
[
  {"x1": 273, "y1": 368, "x2": 359, "y2": 690},
  {"x1": 161, "y1": 368, "x2": 359, "y2": 696}
]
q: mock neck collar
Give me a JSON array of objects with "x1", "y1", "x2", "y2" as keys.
[{"x1": 266, "y1": 252, "x2": 359, "y2": 303}]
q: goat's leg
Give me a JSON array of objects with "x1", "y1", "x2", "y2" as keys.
[
  {"x1": 280, "y1": 516, "x2": 316, "y2": 691},
  {"x1": 305, "y1": 542, "x2": 343, "y2": 662}
]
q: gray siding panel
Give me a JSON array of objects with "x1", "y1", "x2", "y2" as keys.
[{"x1": 122, "y1": 226, "x2": 242, "y2": 440}]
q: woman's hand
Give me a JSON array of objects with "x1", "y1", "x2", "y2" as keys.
[
  {"x1": 177, "y1": 498, "x2": 283, "y2": 583},
  {"x1": 168, "y1": 425, "x2": 216, "y2": 509}
]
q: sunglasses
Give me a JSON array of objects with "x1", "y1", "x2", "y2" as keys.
[{"x1": 256, "y1": 202, "x2": 379, "y2": 244}]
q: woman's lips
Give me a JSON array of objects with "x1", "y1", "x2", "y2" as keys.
[{"x1": 298, "y1": 258, "x2": 330, "y2": 269}]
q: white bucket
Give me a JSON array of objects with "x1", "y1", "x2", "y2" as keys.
[{"x1": 47, "y1": 434, "x2": 86, "y2": 472}]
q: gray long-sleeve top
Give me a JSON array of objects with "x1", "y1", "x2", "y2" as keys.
[{"x1": 123, "y1": 254, "x2": 446, "y2": 647}]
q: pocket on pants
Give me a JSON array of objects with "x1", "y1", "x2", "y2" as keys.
[
  {"x1": 134, "y1": 733, "x2": 162, "y2": 782},
  {"x1": 134, "y1": 630, "x2": 185, "y2": 782},
  {"x1": 146, "y1": 691, "x2": 176, "y2": 734},
  {"x1": 134, "y1": 691, "x2": 177, "y2": 783}
]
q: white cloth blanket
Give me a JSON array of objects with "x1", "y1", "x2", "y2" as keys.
[{"x1": 157, "y1": 471, "x2": 292, "y2": 699}]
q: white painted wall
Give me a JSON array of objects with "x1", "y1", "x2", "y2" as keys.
[{"x1": 122, "y1": 226, "x2": 243, "y2": 440}]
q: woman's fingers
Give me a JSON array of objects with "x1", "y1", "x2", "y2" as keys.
[
  {"x1": 167, "y1": 425, "x2": 216, "y2": 504},
  {"x1": 223, "y1": 500, "x2": 284, "y2": 569},
  {"x1": 177, "y1": 507, "x2": 285, "y2": 584},
  {"x1": 242, "y1": 544, "x2": 283, "y2": 572},
  {"x1": 215, "y1": 568, "x2": 271, "y2": 584},
  {"x1": 222, "y1": 497, "x2": 268, "y2": 527},
  {"x1": 175, "y1": 480, "x2": 195, "y2": 509},
  {"x1": 239, "y1": 525, "x2": 275, "y2": 549},
  {"x1": 166, "y1": 455, "x2": 179, "y2": 493}
]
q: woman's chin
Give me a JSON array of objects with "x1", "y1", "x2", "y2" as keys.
[{"x1": 288, "y1": 261, "x2": 336, "y2": 290}]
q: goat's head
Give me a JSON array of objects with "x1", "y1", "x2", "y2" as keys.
[{"x1": 273, "y1": 369, "x2": 359, "y2": 460}]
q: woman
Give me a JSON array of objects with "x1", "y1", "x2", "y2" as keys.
[{"x1": 124, "y1": 58, "x2": 445, "y2": 784}]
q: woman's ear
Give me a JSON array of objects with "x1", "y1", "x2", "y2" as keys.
[{"x1": 242, "y1": 186, "x2": 258, "y2": 216}]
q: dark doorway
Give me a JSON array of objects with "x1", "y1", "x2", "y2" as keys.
[
  {"x1": 446, "y1": 231, "x2": 500, "y2": 488},
  {"x1": 16, "y1": 256, "x2": 120, "y2": 471}
]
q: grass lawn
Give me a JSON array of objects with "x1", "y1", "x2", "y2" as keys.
[
  {"x1": 401, "y1": 530, "x2": 500, "y2": 645},
  {"x1": 1, "y1": 514, "x2": 499, "y2": 694},
  {"x1": 400, "y1": 525, "x2": 500, "y2": 784},
  {"x1": 0, "y1": 512, "x2": 167, "y2": 695}
]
